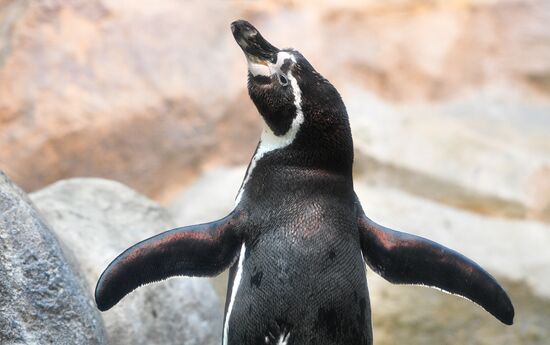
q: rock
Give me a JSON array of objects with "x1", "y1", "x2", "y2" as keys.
[
  {"x1": 368, "y1": 275, "x2": 550, "y2": 345},
  {"x1": 353, "y1": 182, "x2": 550, "y2": 298},
  {"x1": 2, "y1": 0, "x2": 549, "y2": 216},
  {"x1": 353, "y1": 182, "x2": 550, "y2": 345},
  {"x1": 0, "y1": 172, "x2": 107, "y2": 345},
  {"x1": 169, "y1": 166, "x2": 245, "y2": 225},
  {"x1": 347, "y1": 88, "x2": 550, "y2": 223},
  {"x1": 30, "y1": 178, "x2": 223, "y2": 345},
  {"x1": 0, "y1": 0, "x2": 257, "y2": 199},
  {"x1": 171, "y1": 165, "x2": 550, "y2": 344},
  {"x1": 247, "y1": 0, "x2": 550, "y2": 101}
]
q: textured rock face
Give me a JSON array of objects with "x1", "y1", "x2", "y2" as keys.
[
  {"x1": 30, "y1": 178, "x2": 223, "y2": 345},
  {"x1": 354, "y1": 183, "x2": 550, "y2": 345},
  {"x1": 0, "y1": 172, "x2": 107, "y2": 345},
  {"x1": 290, "y1": 0, "x2": 550, "y2": 100},
  {"x1": 170, "y1": 166, "x2": 550, "y2": 345},
  {"x1": 169, "y1": 166, "x2": 244, "y2": 226},
  {"x1": 347, "y1": 91, "x2": 550, "y2": 222},
  {"x1": 1, "y1": 0, "x2": 549, "y2": 222},
  {"x1": 0, "y1": 0, "x2": 259, "y2": 199},
  {"x1": 368, "y1": 276, "x2": 550, "y2": 345}
]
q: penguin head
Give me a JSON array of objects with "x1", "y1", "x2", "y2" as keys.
[{"x1": 231, "y1": 20, "x2": 352, "y2": 171}]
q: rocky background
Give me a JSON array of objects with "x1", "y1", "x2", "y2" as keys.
[{"x1": 1, "y1": 0, "x2": 549, "y2": 344}]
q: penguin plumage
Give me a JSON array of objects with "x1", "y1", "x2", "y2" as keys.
[{"x1": 95, "y1": 20, "x2": 514, "y2": 345}]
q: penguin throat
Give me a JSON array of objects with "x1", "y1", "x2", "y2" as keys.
[
  {"x1": 260, "y1": 58, "x2": 304, "y2": 151},
  {"x1": 235, "y1": 63, "x2": 304, "y2": 206}
]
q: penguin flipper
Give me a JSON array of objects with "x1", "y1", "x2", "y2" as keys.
[
  {"x1": 95, "y1": 211, "x2": 244, "y2": 311},
  {"x1": 355, "y1": 198, "x2": 514, "y2": 325}
]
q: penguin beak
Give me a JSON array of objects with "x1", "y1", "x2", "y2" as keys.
[{"x1": 231, "y1": 20, "x2": 279, "y2": 64}]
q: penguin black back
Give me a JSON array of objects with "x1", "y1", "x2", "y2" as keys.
[{"x1": 94, "y1": 20, "x2": 514, "y2": 345}]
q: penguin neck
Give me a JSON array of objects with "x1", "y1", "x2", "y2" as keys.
[
  {"x1": 234, "y1": 122, "x2": 353, "y2": 206},
  {"x1": 257, "y1": 90, "x2": 354, "y2": 173},
  {"x1": 258, "y1": 121, "x2": 354, "y2": 175},
  {"x1": 257, "y1": 108, "x2": 304, "y2": 158}
]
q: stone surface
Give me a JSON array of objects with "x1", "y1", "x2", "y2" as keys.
[
  {"x1": 30, "y1": 178, "x2": 223, "y2": 345},
  {"x1": 1, "y1": 0, "x2": 549, "y2": 220},
  {"x1": 0, "y1": 171, "x2": 107, "y2": 345},
  {"x1": 354, "y1": 182, "x2": 550, "y2": 345},
  {"x1": 347, "y1": 88, "x2": 550, "y2": 222},
  {"x1": 247, "y1": 0, "x2": 550, "y2": 101},
  {"x1": 0, "y1": 0, "x2": 259, "y2": 199},
  {"x1": 170, "y1": 165, "x2": 550, "y2": 345},
  {"x1": 353, "y1": 182, "x2": 550, "y2": 300},
  {"x1": 169, "y1": 166, "x2": 244, "y2": 226},
  {"x1": 368, "y1": 275, "x2": 550, "y2": 345}
]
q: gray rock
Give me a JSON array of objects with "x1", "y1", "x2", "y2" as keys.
[
  {"x1": 169, "y1": 166, "x2": 245, "y2": 226},
  {"x1": 0, "y1": 172, "x2": 107, "y2": 345},
  {"x1": 354, "y1": 182, "x2": 550, "y2": 345},
  {"x1": 31, "y1": 178, "x2": 223, "y2": 345}
]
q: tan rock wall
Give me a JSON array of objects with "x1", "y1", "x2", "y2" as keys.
[
  {"x1": 0, "y1": 0, "x2": 258, "y2": 197},
  {"x1": 1, "y1": 0, "x2": 548, "y2": 221}
]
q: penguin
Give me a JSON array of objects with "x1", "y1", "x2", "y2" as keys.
[{"x1": 95, "y1": 20, "x2": 514, "y2": 345}]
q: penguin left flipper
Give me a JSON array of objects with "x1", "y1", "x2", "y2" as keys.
[
  {"x1": 355, "y1": 197, "x2": 514, "y2": 325},
  {"x1": 95, "y1": 211, "x2": 245, "y2": 311}
]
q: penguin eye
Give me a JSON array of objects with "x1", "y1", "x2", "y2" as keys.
[{"x1": 277, "y1": 74, "x2": 289, "y2": 86}]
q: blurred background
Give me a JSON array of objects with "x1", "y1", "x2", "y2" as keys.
[{"x1": 1, "y1": 0, "x2": 549, "y2": 344}]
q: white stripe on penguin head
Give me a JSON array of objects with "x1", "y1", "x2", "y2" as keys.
[{"x1": 235, "y1": 52, "x2": 304, "y2": 206}]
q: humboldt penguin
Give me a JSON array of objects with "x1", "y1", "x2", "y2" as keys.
[{"x1": 95, "y1": 20, "x2": 514, "y2": 345}]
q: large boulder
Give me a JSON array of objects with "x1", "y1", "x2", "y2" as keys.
[
  {"x1": 0, "y1": 172, "x2": 107, "y2": 345},
  {"x1": 170, "y1": 166, "x2": 550, "y2": 345},
  {"x1": 30, "y1": 178, "x2": 223, "y2": 345}
]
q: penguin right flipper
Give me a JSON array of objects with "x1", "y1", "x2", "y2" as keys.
[
  {"x1": 95, "y1": 210, "x2": 245, "y2": 311},
  {"x1": 355, "y1": 197, "x2": 514, "y2": 325}
]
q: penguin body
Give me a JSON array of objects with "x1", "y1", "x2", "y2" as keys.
[
  {"x1": 224, "y1": 154, "x2": 370, "y2": 344},
  {"x1": 95, "y1": 20, "x2": 514, "y2": 345}
]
